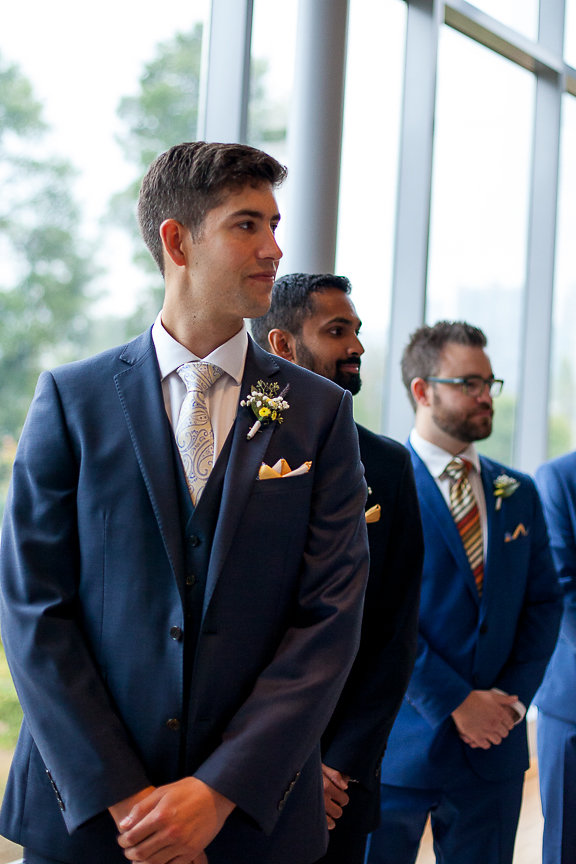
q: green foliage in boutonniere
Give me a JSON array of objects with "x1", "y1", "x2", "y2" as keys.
[
  {"x1": 493, "y1": 474, "x2": 520, "y2": 510},
  {"x1": 241, "y1": 380, "x2": 290, "y2": 440}
]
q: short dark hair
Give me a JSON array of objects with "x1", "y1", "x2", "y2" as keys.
[
  {"x1": 138, "y1": 141, "x2": 287, "y2": 275},
  {"x1": 401, "y1": 320, "x2": 488, "y2": 409},
  {"x1": 250, "y1": 272, "x2": 352, "y2": 349}
]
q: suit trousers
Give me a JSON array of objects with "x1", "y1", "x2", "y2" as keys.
[
  {"x1": 537, "y1": 710, "x2": 576, "y2": 864},
  {"x1": 313, "y1": 827, "x2": 368, "y2": 864},
  {"x1": 365, "y1": 775, "x2": 524, "y2": 864}
]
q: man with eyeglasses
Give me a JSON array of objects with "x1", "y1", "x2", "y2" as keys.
[{"x1": 366, "y1": 320, "x2": 561, "y2": 864}]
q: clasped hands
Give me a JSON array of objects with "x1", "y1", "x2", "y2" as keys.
[
  {"x1": 110, "y1": 777, "x2": 235, "y2": 864},
  {"x1": 451, "y1": 689, "x2": 520, "y2": 750}
]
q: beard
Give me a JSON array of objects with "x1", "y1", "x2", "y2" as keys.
[
  {"x1": 431, "y1": 392, "x2": 493, "y2": 443},
  {"x1": 294, "y1": 339, "x2": 362, "y2": 395}
]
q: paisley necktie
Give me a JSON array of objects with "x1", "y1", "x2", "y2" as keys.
[{"x1": 175, "y1": 361, "x2": 224, "y2": 505}]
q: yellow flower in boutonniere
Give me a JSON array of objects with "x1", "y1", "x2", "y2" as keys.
[
  {"x1": 493, "y1": 474, "x2": 520, "y2": 511},
  {"x1": 241, "y1": 380, "x2": 290, "y2": 440}
]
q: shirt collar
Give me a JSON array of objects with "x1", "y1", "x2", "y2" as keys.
[
  {"x1": 410, "y1": 428, "x2": 481, "y2": 480},
  {"x1": 152, "y1": 313, "x2": 248, "y2": 385}
]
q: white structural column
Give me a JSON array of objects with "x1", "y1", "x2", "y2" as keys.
[
  {"x1": 382, "y1": 0, "x2": 442, "y2": 442},
  {"x1": 198, "y1": 0, "x2": 253, "y2": 143},
  {"x1": 515, "y1": 0, "x2": 565, "y2": 472},
  {"x1": 282, "y1": 0, "x2": 349, "y2": 274}
]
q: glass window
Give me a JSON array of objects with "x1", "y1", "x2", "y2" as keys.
[
  {"x1": 247, "y1": 0, "x2": 298, "y2": 258},
  {"x1": 548, "y1": 93, "x2": 576, "y2": 458},
  {"x1": 336, "y1": 0, "x2": 406, "y2": 432},
  {"x1": 565, "y1": 0, "x2": 576, "y2": 67},
  {"x1": 468, "y1": 0, "x2": 539, "y2": 41},
  {"x1": 426, "y1": 26, "x2": 534, "y2": 465}
]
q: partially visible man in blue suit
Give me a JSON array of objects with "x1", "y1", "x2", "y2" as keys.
[
  {"x1": 366, "y1": 321, "x2": 561, "y2": 864},
  {"x1": 251, "y1": 272, "x2": 423, "y2": 864},
  {"x1": 0, "y1": 143, "x2": 369, "y2": 864},
  {"x1": 534, "y1": 453, "x2": 576, "y2": 864}
]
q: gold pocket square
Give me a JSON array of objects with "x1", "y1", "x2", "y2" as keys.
[
  {"x1": 365, "y1": 504, "x2": 381, "y2": 523},
  {"x1": 505, "y1": 523, "x2": 528, "y2": 543},
  {"x1": 258, "y1": 459, "x2": 312, "y2": 480}
]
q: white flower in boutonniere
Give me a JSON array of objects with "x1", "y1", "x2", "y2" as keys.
[
  {"x1": 241, "y1": 380, "x2": 290, "y2": 440},
  {"x1": 493, "y1": 474, "x2": 520, "y2": 511}
]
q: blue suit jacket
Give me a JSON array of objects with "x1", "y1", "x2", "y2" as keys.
[
  {"x1": 0, "y1": 331, "x2": 369, "y2": 864},
  {"x1": 380, "y1": 443, "x2": 561, "y2": 789},
  {"x1": 535, "y1": 452, "x2": 576, "y2": 723}
]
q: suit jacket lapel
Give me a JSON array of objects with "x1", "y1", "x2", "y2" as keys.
[
  {"x1": 409, "y1": 443, "x2": 481, "y2": 603},
  {"x1": 114, "y1": 330, "x2": 185, "y2": 583},
  {"x1": 479, "y1": 457, "x2": 501, "y2": 607},
  {"x1": 202, "y1": 340, "x2": 281, "y2": 616}
]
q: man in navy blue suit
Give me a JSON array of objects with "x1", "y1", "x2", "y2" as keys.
[
  {"x1": 251, "y1": 272, "x2": 423, "y2": 864},
  {"x1": 0, "y1": 143, "x2": 369, "y2": 864},
  {"x1": 366, "y1": 321, "x2": 561, "y2": 864},
  {"x1": 534, "y1": 453, "x2": 576, "y2": 864}
]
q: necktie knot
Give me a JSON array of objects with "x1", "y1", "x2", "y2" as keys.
[
  {"x1": 443, "y1": 457, "x2": 471, "y2": 483},
  {"x1": 177, "y1": 361, "x2": 223, "y2": 394}
]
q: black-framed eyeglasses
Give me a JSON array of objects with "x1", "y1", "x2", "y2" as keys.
[{"x1": 425, "y1": 376, "x2": 504, "y2": 398}]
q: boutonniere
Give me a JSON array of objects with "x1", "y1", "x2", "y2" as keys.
[
  {"x1": 241, "y1": 380, "x2": 290, "y2": 440},
  {"x1": 493, "y1": 474, "x2": 520, "y2": 510}
]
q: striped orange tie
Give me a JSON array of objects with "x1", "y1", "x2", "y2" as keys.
[{"x1": 444, "y1": 458, "x2": 484, "y2": 596}]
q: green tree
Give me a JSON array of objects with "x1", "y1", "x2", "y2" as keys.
[
  {"x1": 110, "y1": 24, "x2": 287, "y2": 334},
  {"x1": 0, "y1": 53, "x2": 94, "y2": 505}
]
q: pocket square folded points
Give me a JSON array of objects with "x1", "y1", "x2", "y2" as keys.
[
  {"x1": 365, "y1": 504, "x2": 381, "y2": 523},
  {"x1": 504, "y1": 523, "x2": 528, "y2": 542},
  {"x1": 259, "y1": 459, "x2": 312, "y2": 480}
]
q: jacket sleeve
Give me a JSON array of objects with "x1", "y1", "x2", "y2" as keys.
[
  {"x1": 321, "y1": 448, "x2": 423, "y2": 789},
  {"x1": 535, "y1": 461, "x2": 576, "y2": 647},
  {"x1": 0, "y1": 372, "x2": 151, "y2": 833},
  {"x1": 491, "y1": 478, "x2": 562, "y2": 706}
]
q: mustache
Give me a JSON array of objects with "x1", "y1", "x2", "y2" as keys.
[{"x1": 336, "y1": 356, "x2": 362, "y2": 371}]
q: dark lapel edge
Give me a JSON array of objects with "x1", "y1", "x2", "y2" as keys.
[
  {"x1": 114, "y1": 330, "x2": 185, "y2": 583},
  {"x1": 409, "y1": 442, "x2": 480, "y2": 603},
  {"x1": 202, "y1": 339, "x2": 281, "y2": 616}
]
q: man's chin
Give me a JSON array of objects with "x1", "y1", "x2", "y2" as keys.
[{"x1": 335, "y1": 373, "x2": 362, "y2": 396}]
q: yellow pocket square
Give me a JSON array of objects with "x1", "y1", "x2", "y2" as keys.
[
  {"x1": 505, "y1": 523, "x2": 528, "y2": 542},
  {"x1": 259, "y1": 459, "x2": 312, "y2": 480},
  {"x1": 365, "y1": 504, "x2": 381, "y2": 523}
]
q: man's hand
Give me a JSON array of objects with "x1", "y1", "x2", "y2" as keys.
[
  {"x1": 322, "y1": 763, "x2": 350, "y2": 830},
  {"x1": 114, "y1": 777, "x2": 235, "y2": 863},
  {"x1": 451, "y1": 690, "x2": 519, "y2": 749}
]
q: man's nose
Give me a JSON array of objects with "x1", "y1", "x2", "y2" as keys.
[
  {"x1": 348, "y1": 334, "x2": 364, "y2": 356},
  {"x1": 259, "y1": 230, "x2": 283, "y2": 261}
]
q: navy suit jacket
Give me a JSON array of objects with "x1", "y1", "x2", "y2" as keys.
[
  {"x1": 380, "y1": 443, "x2": 561, "y2": 789},
  {"x1": 535, "y1": 452, "x2": 576, "y2": 723},
  {"x1": 0, "y1": 331, "x2": 369, "y2": 864},
  {"x1": 321, "y1": 426, "x2": 422, "y2": 835}
]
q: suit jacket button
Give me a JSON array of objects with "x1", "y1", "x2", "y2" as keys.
[
  {"x1": 188, "y1": 534, "x2": 201, "y2": 547},
  {"x1": 186, "y1": 574, "x2": 197, "y2": 587},
  {"x1": 169, "y1": 626, "x2": 183, "y2": 641},
  {"x1": 166, "y1": 718, "x2": 181, "y2": 731}
]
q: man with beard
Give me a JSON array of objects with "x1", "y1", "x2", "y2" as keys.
[
  {"x1": 251, "y1": 272, "x2": 423, "y2": 864},
  {"x1": 365, "y1": 321, "x2": 561, "y2": 864}
]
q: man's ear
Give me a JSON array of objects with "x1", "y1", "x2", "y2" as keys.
[
  {"x1": 411, "y1": 377, "x2": 431, "y2": 408},
  {"x1": 159, "y1": 219, "x2": 188, "y2": 268},
  {"x1": 267, "y1": 329, "x2": 296, "y2": 362}
]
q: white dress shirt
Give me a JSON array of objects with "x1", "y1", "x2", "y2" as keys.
[
  {"x1": 409, "y1": 428, "x2": 488, "y2": 556},
  {"x1": 152, "y1": 314, "x2": 248, "y2": 463}
]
